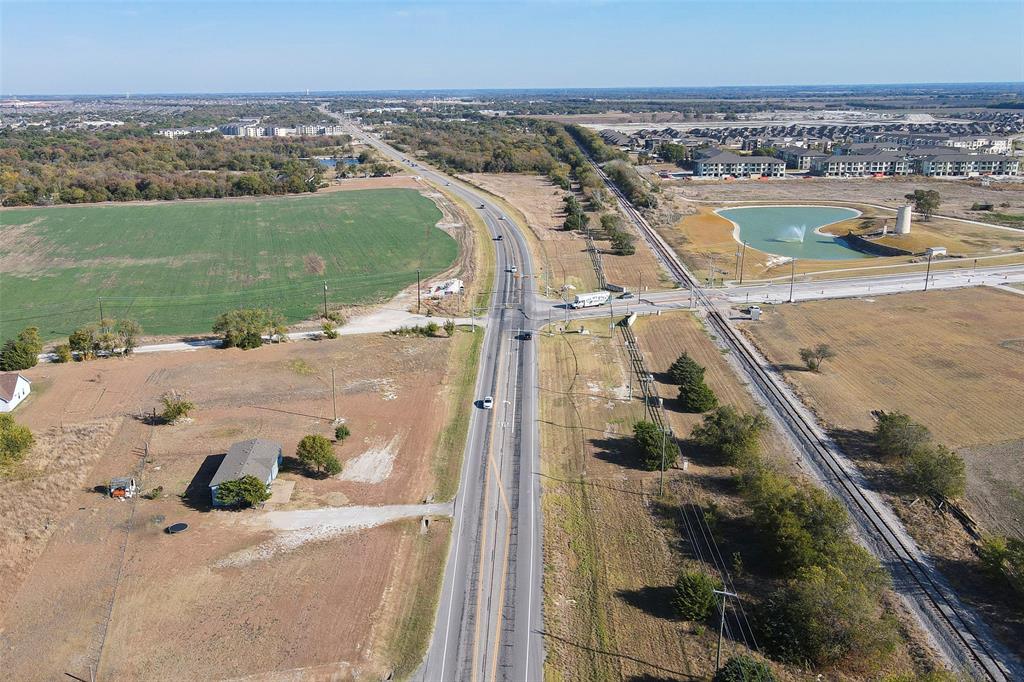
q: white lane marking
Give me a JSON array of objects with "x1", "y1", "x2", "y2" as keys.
[{"x1": 524, "y1": 337, "x2": 536, "y2": 681}]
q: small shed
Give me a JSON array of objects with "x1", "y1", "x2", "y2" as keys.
[
  {"x1": 0, "y1": 373, "x2": 31, "y2": 413},
  {"x1": 210, "y1": 439, "x2": 283, "y2": 506},
  {"x1": 109, "y1": 477, "x2": 137, "y2": 499}
]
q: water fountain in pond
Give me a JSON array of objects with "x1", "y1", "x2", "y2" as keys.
[{"x1": 775, "y1": 224, "x2": 807, "y2": 243}]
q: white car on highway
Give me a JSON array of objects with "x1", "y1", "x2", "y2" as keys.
[{"x1": 481, "y1": 396, "x2": 494, "y2": 409}]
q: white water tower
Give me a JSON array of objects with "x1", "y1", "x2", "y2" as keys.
[{"x1": 895, "y1": 205, "x2": 913, "y2": 235}]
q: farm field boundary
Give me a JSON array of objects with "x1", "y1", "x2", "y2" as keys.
[{"x1": 1, "y1": 189, "x2": 458, "y2": 338}]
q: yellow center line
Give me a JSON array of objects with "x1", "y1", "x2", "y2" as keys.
[
  {"x1": 488, "y1": 334, "x2": 518, "y2": 681},
  {"x1": 472, "y1": 328, "x2": 512, "y2": 682}
]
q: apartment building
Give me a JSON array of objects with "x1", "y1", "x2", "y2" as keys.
[
  {"x1": 940, "y1": 136, "x2": 1011, "y2": 153},
  {"x1": 811, "y1": 152, "x2": 912, "y2": 177},
  {"x1": 693, "y1": 150, "x2": 785, "y2": 178},
  {"x1": 155, "y1": 126, "x2": 218, "y2": 138},
  {"x1": 776, "y1": 145, "x2": 827, "y2": 170},
  {"x1": 917, "y1": 154, "x2": 1020, "y2": 177}
]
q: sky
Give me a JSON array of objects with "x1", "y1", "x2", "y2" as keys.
[{"x1": 2, "y1": 0, "x2": 1023, "y2": 96}]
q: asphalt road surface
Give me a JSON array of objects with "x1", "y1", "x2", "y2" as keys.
[{"x1": 325, "y1": 110, "x2": 544, "y2": 682}]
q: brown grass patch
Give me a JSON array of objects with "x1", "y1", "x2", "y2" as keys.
[{"x1": 303, "y1": 252, "x2": 326, "y2": 274}]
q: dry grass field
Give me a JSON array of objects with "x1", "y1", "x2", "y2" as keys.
[
  {"x1": 739, "y1": 286, "x2": 1024, "y2": 538},
  {"x1": 461, "y1": 173, "x2": 671, "y2": 295},
  {"x1": 538, "y1": 313, "x2": 927, "y2": 681},
  {"x1": 739, "y1": 286, "x2": 1024, "y2": 651},
  {"x1": 0, "y1": 328, "x2": 480, "y2": 680}
]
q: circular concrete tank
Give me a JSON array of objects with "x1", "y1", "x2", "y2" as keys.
[{"x1": 896, "y1": 205, "x2": 913, "y2": 235}]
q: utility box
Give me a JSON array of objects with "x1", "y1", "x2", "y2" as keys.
[{"x1": 749, "y1": 305, "x2": 762, "y2": 321}]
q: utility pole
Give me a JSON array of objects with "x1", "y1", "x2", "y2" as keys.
[
  {"x1": 738, "y1": 241, "x2": 748, "y2": 284},
  {"x1": 924, "y1": 252, "x2": 934, "y2": 292},
  {"x1": 659, "y1": 426, "x2": 668, "y2": 497},
  {"x1": 714, "y1": 588, "x2": 738, "y2": 672},
  {"x1": 331, "y1": 367, "x2": 337, "y2": 421},
  {"x1": 323, "y1": 280, "x2": 329, "y2": 319},
  {"x1": 734, "y1": 247, "x2": 741, "y2": 280},
  {"x1": 416, "y1": 269, "x2": 421, "y2": 313},
  {"x1": 98, "y1": 297, "x2": 104, "y2": 324},
  {"x1": 789, "y1": 257, "x2": 797, "y2": 303}
]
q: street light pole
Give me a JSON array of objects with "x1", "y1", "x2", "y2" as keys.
[
  {"x1": 924, "y1": 252, "x2": 933, "y2": 292},
  {"x1": 323, "y1": 280, "x2": 329, "y2": 318},
  {"x1": 739, "y1": 241, "x2": 748, "y2": 284},
  {"x1": 416, "y1": 269, "x2": 421, "y2": 313}
]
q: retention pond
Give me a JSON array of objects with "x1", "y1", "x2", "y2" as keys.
[{"x1": 717, "y1": 205, "x2": 870, "y2": 260}]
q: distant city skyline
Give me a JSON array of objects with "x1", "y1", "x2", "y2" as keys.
[{"x1": 3, "y1": 0, "x2": 1022, "y2": 96}]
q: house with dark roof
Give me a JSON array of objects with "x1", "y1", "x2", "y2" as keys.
[
  {"x1": 599, "y1": 129, "x2": 631, "y2": 149},
  {"x1": 0, "y1": 373, "x2": 31, "y2": 413},
  {"x1": 210, "y1": 439, "x2": 283, "y2": 506}
]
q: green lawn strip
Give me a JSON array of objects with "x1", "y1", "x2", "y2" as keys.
[
  {"x1": 382, "y1": 518, "x2": 452, "y2": 681},
  {"x1": 1, "y1": 189, "x2": 458, "y2": 338}
]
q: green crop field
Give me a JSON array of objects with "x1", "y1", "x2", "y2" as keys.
[{"x1": 0, "y1": 189, "x2": 458, "y2": 339}]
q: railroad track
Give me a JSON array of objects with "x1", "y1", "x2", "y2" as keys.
[{"x1": 588, "y1": 154, "x2": 1013, "y2": 680}]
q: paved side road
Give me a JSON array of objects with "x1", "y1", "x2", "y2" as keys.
[{"x1": 724, "y1": 263, "x2": 1024, "y2": 304}]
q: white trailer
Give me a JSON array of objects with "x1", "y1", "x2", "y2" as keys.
[{"x1": 570, "y1": 291, "x2": 611, "y2": 309}]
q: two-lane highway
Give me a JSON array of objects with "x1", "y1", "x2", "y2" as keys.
[{"x1": 324, "y1": 109, "x2": 543, "y2": 682}]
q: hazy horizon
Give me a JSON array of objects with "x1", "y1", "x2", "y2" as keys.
[{"x1": 4, "y1": 81, "x2": 1023, "y2": 99}]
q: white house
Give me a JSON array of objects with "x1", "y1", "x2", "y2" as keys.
[
  {"x1": 209, "y1": 439, "x2": 283, "y2": 506},
  {"x1": 0, "y1": 373, "x2": 31, "y2": 412}
]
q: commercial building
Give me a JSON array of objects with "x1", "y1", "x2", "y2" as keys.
[{"x1": 692, "y1": 150, "x2": 785, "y2": 178}]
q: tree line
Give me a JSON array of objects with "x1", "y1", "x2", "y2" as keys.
[
  {"x1": 630, "y1": 350, "x2": 904, "y2": 673},
  {"x1": 0, "y1": 127, "x2": 331, "y2": 205}
]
